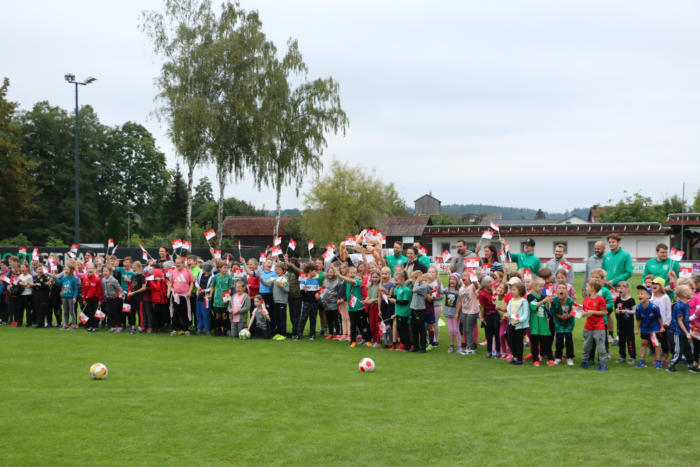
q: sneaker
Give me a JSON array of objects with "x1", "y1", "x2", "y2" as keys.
[
  {"x1": 598, "y1": 364, "x2": 608, "y2": 371},
  {"x1": 325, "y1": 334, "x2": 334, "y2": 340},
  {"x1": 184, "y1": 331, "x2": 190, "y2": 336},
  {"x1": 554, "y1": 358, "x2": 562, "y2": 365},
  {"x1": 666, "y1": 365, "x2": 677, "y2": 373},
  {"x1": 486, "y1": 352, "x2": 492, "y2": 359},
  {"x1": 580, "y1": 361, "x2": 589, "y2": 369},
  {"x1": 613, "y1": 338, "x2": 619, "y2": 346},
  {"x1": 506, "y1": 355, "x2": 514, "y2": 362},
  {"x1": 170, "y1": 330, "x2": 177, "y2": 336},
  {"x1": 547, "y1": 360, "x2": 555, "y2": 366},
  {"x1": 465, "y1": 349, "x2": 476, "y2": 355},
  {"x1": 627, "y1": 358, "x2": 636, "y2": 365},
  {"x1": 479, "y1": 339, "x2": 487, "y2": 346},
  {"x1": 494, "y1": 352, "x2": 501, "y2": 358},
  {"x1": 457, "y1": 348, "x2": 467, "y2": 355},
  {"x1": 366, "y1": 342, "x2": 372, "y2": 348},
  {"x1": 607, "y1": 334, "x2": 614, "y2": 343},
  {"x1": 448, "y1": 345, "x2": 455, "y2": 353},
  {"x1": 636, "y1": 360, "x2": 647, "y2": 368},
  {"x1": 533, "y1": 361, "x2": 540, "y2": 367},
  {"x1": 310, "y1": 336, "x2": 315, "y2": 341},
  {"x1": 655, "y1": 360, "x2": 662, "y2": 370},
  {"x1": 350, "y1": 342, "x2": 356, "y2": 348},
  {"x1": 566, "y1": 358, "x2": 574, "y2": 366},
  {"x1": 689, "y1": 366, "x2": 700, "y2": 373},
  {"x1": 615, "y1": 358, "x2": 625, "y2": 364},
  {"x1": 523, "y1": 353, "x2": 533, "y2": 360},
  {"x1": 500, "y1": 354, "x2": 508, "y2": 360}
]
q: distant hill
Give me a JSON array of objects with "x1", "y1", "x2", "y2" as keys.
[{"x1": 429, "y1": 204, "x2": 589, "y2": 220}]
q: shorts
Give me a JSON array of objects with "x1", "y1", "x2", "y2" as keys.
[{"x1": 425, "y1": 310, "x2": 435, "y2": 325}]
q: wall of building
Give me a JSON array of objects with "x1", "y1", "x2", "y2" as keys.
[{"x1": 428, "y1": 233, "x2": 670, "y2": 263}]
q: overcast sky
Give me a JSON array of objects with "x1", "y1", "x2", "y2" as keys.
[{"x1": 4, "y1": 0, "x2": 699, "y2": 214}]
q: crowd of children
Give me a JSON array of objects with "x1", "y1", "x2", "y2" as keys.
[{"x1": 1, "y1": 233, "x2": 699, "y2": 373}]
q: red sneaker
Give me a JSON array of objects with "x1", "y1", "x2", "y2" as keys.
[
  {"x1": 524, "y1": 353, "x2": 533, "y2": 360},
  {"x1": 547, "y1": 360, "x2": 555, "y2": 366},
  {"x1": 325, "y1": 334, "x2": 334, "y2": 340},
  {"x1": 533, "y1": 361, "x2": 540, "y2": 367}
]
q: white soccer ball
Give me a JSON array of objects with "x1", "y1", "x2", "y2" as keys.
[
  {"x1": 276, "y1": 276, "x2": 288, "y2": 287},
  {"x1": 89, "y1": 363, "x2": 108, "y2": 380},
  {"x1": 359, "y1": 357, "x2": 375, "y2": 373},
  {"x1": 238, "y1": 328, "x2": 251, "y2": 340}
]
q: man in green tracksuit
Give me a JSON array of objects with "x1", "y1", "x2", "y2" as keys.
[
  {"x1": 642, "y1": 243, "x2": 679, "y2": 284},
  {"x1": 502, "y1": 237, "x2": 541, "y2": 275},
  {"x1": 386, "y1": 241, "x2": 408, "y2": 272},
  {"x1": 601, "y1": 233, "x2": 633, "y2": 287}
]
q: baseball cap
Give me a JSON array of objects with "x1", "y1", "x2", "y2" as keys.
[
  {"x1": 525, "y1": 238, "x2": 536, "y2": 247},
  {"x1": 637, "y1": 285, "x2": 651, "y2": 294},
  {"x1": 652, "y1": 277, "x2": 666, "y2": 287}
]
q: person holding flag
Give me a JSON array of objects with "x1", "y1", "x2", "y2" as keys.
[
  {"x1": 450, "y1": 240, "x2": 479, "y2": 275},
  {"x1": 500, "y1": 237, "x2": 541, "y2": 275},
  {"x1": 543, "y1": 244, "x2": 574, "y2": 286}
]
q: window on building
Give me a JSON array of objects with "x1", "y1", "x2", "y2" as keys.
[
  {"x1": 440, "y1": 242, "x2": 451, "y2": 253},
  {"x1": 587, "y1": 241, "x2": 597, "y2": 257},
  {"x1": 466, "y1": 242, "x2": 477, "y2": 252}
]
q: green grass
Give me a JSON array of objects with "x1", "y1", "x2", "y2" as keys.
[{"x1": 1, "y1": 274, "x2": 697, "y2": 466}]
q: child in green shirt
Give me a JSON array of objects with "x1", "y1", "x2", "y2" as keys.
[
  {"x1": 210, "y1": 263, "x2": 234, "y2": 336},
  {"x1": 551, "y1": 283, "x2": 575, "y2": 365},
  {"x1": 390, "y1": 270, "x2": 412, "y2": 351}
]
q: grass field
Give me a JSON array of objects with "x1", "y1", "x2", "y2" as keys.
[{"x1": 2, "y1": 274, "x2": 699, "y2": 466}]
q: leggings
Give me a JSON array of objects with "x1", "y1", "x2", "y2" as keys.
[
  {"x1": 288, "y1": 298, "x2": 302, "y2": 336},
  {"x1": 106, "y1": 298, "x2": 121, "y2": 327},
  {"x1": 508, "y1": 326, "x2": 525, "y2": 362},
  {"x1": 530, "y1": 334, "x2": 553, "y2": 361},
  {"x1": 272, "y1": 302, "x2": 287, "y2": 336},
  {"x1": 499, "y1": 319, "x2": 510, "y2": 354},
  {"x1": 338, "y1": 302, "x2": 350, "y2": 337},
  {"x1": 396, "y1": 316, "x2": 411, "y2": 347},
  {"x1": 62, "y1": 298, "x2": 76, "y2": 326},
  {"x1": 445, "y1": 316, "x2": 460, "y2": 339},
  {"x1": 484, "y1": 312, "x2": 500, "y2": 354},
  {"x1": 172, "y1": 297, "x2": 189, "y2": 332},
  {"x1": 349, "y1": 311, "x2": 371, "y2": 343},
  {"x1": 617, "y1": 315, "x2": 636, "y2": 359},
  {"x1": 367, "y1": 303, "x2": 381, "y2": 344},
  {"x1": 84, "y1": 297, "x2": 99, "y2": 328},
  {"x1": 142, "y1": 301, "x2": 154, "y2": 330},
  {"x1": 324, "y1": 308, "x2": 339, "y2": 335},
  {"x1": 410, "y1": 309, "x2": 427, "y2": 351},
  {"x1": 432, "y1": 306, "x2": 442, "y2": 343}
]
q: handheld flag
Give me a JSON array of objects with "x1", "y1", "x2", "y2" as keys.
[
  {"x1": 307, "y1": 240, "x2": 314, "y2": 251},
  {"x1": 122, "y1": 303, "x2": 131, "y2": 313},
  {"x1": 270, "y1": 246, "x2": 282, "y2": 257},
  {"x1": 545, "y1": 283, "x2": 554, "y2": 296},
  {"x1": 345, "y1": 236, "x2": 356, "y2": 247},
  {"x1": 381, "y1": 235, "x2": 386, "y2": 246},
  {"x1": 18, "y1": 246, "x2": 27, "y2": 255},
  {"x1": 79, "y1": 312, "x2": 89, "y2": 324},
  {"x1": 95, "y1": 309, "x2": 106, "y2": 321},
  {"x1": 142, "y1": 250, "x2": 148, "y2": 261},
  {"x1": 214, "y1": 250, "x2": 222, "y2": 259},
  {"x1": 522, "y1": 269, "x2": 532, "y2": 281},
  {"x1": 465, "y1": 257, "x2": 480, "y2": 269},
  {"x1": 222, "y1": 291, "x2": 231, "y2": 303},
  {"x1": 32, "y1": 248, "x2": 39, "y2": 261},
  {"x1": 273, "y1": 237, "x2": 282, "y2": 247},
  {"x1": 259, "y1": 252, "x2": 266, "y2": 262},
  {"x1": 560, "y1": 261, "x2": 572, "y2": 271},
  {"x1": 669, "y1": 248, "x2": 685, "y2": 261},
  {"x1": 112, "y1": 245, "x2": 118, "y2": 255},
  {"x1": 288, "y1": 239, "x2": 297, "y2": 251},
  {"x1": 498, "y1": 249, "x2": 507, "y2": 262},
  {"x1": 172, "y1": 239, "x2": 182, "y2": 250},
  {"x1": 441, "y1": 250, "x2": 452, "y2": 263},
  {"x1": 481, "y1": 230, "x2": 493, "y2": 240},
  {"x1": 70, "y1": 244, "x2": 79, "y2": 253},
  {"x1": 680, "y1": 267, "x2": 692, "y2": 279},
  {"x1": 204, "y1": 230, "x2": 216, "y2": 241},
  {"x1": 182, "y1": 240, "x2": 191, "y2": 251},
  {"x1": 469, "y1": 272, "x2": 478, "y2": 283},
  {"x1": 107, "y1": 238, "x2": 114, "y2": 248},
  {"x1": 490, "y1": 222, "x2": 500, "y2": 232}
]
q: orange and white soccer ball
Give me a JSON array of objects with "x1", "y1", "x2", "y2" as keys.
[
  {"x1": 359, "y1": 357, "x2": 375, "y2": 373},
  {"x1": 89, "y1": 363, "x2": 108, "y2": 380}
]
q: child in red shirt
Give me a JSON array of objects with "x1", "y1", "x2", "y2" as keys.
[
  {"x1": 82, "y1": 265, "x2": 103, "y2": 332},
  {"x1": 581, "y1": 278, "x2": 609, "y2": 370}
]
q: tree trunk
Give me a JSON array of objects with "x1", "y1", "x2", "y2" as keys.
[
  {"x1": 216, "y1": 171, "x2": 226, "y2": 249},
  {"x1": 274, "y1": 165, "x2": 282, "y2": 240},
  {"x1": 186, "y1": 159, "x2": 194, "y2": 243}
]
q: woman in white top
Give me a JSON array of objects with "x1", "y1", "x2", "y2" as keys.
[{"x1": 17, "y1": 262, "x2": 34, "y2": 326}]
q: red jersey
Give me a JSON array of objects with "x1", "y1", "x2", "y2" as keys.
[
  {"x1": 583, "y1": 295, "x2": 607, "y2": 331},
  {"x1": 247, "y1": 275, "x2": 260, "y2": 298},
  {"x1": 148, "y1": 269, "x2": 167, "y2": 305},
  {"x1": 82, "y1": 274, "x2": 103, "y2": 302}
]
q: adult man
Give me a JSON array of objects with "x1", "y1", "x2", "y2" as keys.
[
  {"x1": 543, "y1": 243, "x2": 574, "y2": 286},
  {"x1": 450, "y1": 240, "x2": 478, "y2": 275},
  {"x1": 502, "y1": 238, "x2": 541, "y2": 275},
  {"x1": 412, "y1": 242, "x2": 432, "y2": 271},
  {"x1": 405, "y1": 247, "x2": 428, "y2": 275},
  {"x1": 601, "y1": 233, "x2": 633, "y2": 287},
  {"x1": 583, "y1": 241, "x2": 605, "y2": 292},
  {"x1": 642, "y1": 243, "x2": 679, "y2": 285},
  {"x1": 385, "y1": 241, "x2": 408, "y2": 272}
]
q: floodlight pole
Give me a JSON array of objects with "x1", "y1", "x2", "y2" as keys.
[{"x1": 64, "y1": 74, "x2": 96, "y2": 244}]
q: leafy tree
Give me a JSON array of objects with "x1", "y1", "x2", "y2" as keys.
[
  {"x1": 45, "y1": 236, "x2": 68, "y2": 247},
  {"x1": 163, "y1": 164, "x2": 187, "y2": 227},
  {"x1": 430, "y1": 214, "x2": 462, "y2": 225},
  {"x1": 104, "y1": 210, "x2": 125, "y2": 245},
  {"x1": 535, "y1": 209, "x2": 545, "y2": 220},
  {"x1": 0, "y1": 77, "x2": 38, "y2": 240},
  {"x1": 693, "y1": 189, "x2": 700, "y2": 213},
  {"x1": 598, "y1": 192, "x2": 664, "y2": 223},
  {"x1": 141, "y1": 0, "x2": 215, "y2": 243},
  {"x1": 0, "y1": 233, "x2": 30, "y2": 247},
  {"x1": 193, "y1": 197, "x2": 265, "y2": 230},
  {"x1": 192, "y1": 176, "x2": 214, "y2": 216},
  {"x1": 300, "y1": 160, "x2": 408, "y2": 245},
  {"x1": 254, "y1": 39, "x2": 348, "y2": 238}
]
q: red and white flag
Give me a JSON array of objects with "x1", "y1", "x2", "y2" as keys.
[
  {"x1": 434, "y1": 257, "x2": 442, "y2": 264},
  {"x1": 307, "y1": 240, "x2": 314, "y2": 251},
  {"x1": 481, "y1": 230, "x2": 493, "y2": 240},
  {"x1": 107, "y1": 238, "x2": 114, "y2": 248},
  {"x1": 79, "y1": 312, "x2": 89, "y2": 324},
  {"x1": 560, "y1": 261, "x2": 572, "y2": 271},
  {"x1": 204, "y1": 229, "x2": 216, "y2": 241},
  {"x1": 288, "y1": 239, "x2": 297, "y2": 251},
  {"x1": 42, "y1": 266, "x2": 49, "y2": 274},
  {"x1": 465, "y1": 257, "x2": 480, "y2": 269},
  {"x1": 273, "y1": 237, "x2": 282, "y2": 247},
  {"x1": 67, "y1": 252, "x2": 76, "y2": 259},
  {"x1": 680, "y1": 267, "x2": 692, "y2": 279},
  {"x1": 112, "y1": 245, "x2": 118, "y2": 255},
  {"x1": 650, "y1": 332, "x2": 661, "y2": 347},
  {"x1": 669, "y1": 248, "x2": 685, "y2": 261},
  {"x1": 345, "y1": 236, "x2": 356, "y2": 247},
  {"x1": 70, "y1": 244, "x2": 79, "y2": 253},
  {"x1": 545, "y1": 283, "x2": 555, "y2": 296},
  {"x1": 142, "y1": 251, "x2": 148, "y2": 261},
  {"x1": 18, "y1": 246, "x2": 27, "y2": 255},
  {"x1": 490, "y1": 222, "x2": 499, "y2": 232},
  {"x1": 441, "y1": 250, "x2": 452, "y2": 263},
  {"x1": 271, "y1": 246, "x2": 282, "y2": 257},
  {"x1": 522, "y1": 269, "x2": 532, "y2": 281},
  {"x1": 610, "y1": 288, "x2": 619, "y2": 300},
  {"x1": 349, "y1": 295, "x2": 358, "y2": 308},
  {"x1": 381, "y1": 235, "x2": 386, "y2": 246},
  {"x1": 570, "y1": 303, "x2": 584, "y2": 319},
  {"x1": 1, "y1": 276, "x2": 10, "y2": 284},
  {"x1": 498, "y1": 249, "x2": 507, "y2": 262},
  {"x1": 172, "y1": 239, "x2": 182, "y2": 249},
  {"x1": 32, "y1": 248, "x2": 39, "y2": 261},
  {"x1": 182, "y1": 240, "x2": 191, "y2": 251},
  {"x1": 122, "y1": 303, "x2": 131, "y2": 313},
  {"x1": 418, "y1": 246, "x2": 427, "y2": 256},
  {"x1": 504, "y1": 242, "x2": 511, "y2": 253},
  {"x1": 95, "y1": 309, "x2": 106, "y2": 321},
  {"x1": 214, "y1": 250, "x2": 222, "y2": 259},
  {"x1": 222, "y1": 291, "x2": 231, "y2": 303},
  {"x1": 469, "y1": 272, "x2": 478, "y2": 283},
  {"x1": 259, "y1": 252, "x2": 266, "y2": 262}
]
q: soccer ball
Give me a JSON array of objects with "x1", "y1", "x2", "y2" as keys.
[
  {"x1": 359, "y1": 357, "x2": 375, "y2": 373},
  {"x1": 238, "y1": 328, "x2": 251, "y2": 340},
  {"x1": 89, "y1": 363, "x2": 108, "y2": 380},
  {"x1": 276, "y1": 276, "x2": 288, "y2": 287}
]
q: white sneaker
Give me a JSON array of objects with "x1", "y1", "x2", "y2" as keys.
[
  {"x1": 466, "y1": 349, "x2": 476, "y2": 355},
  {"x1": 457, "y1": 348, "x2": 467, "y2": 355},
  {"x1": 566, "y1": 358, "x2": 574, "y2": 366},
  {"x1": 554, "y1": 358, "x2": 562, "y2": 365}
]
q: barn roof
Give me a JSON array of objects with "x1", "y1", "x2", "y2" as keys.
[
  {"x1": 222, "y1": 216, "x2": 291, "y2": 237},
  {"x1": 375, "y1": 215, "x2": 432, "y2": 237}
]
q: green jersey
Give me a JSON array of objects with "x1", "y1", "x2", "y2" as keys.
[
  {"x1": 211, "y1": 273, "x2": 234, "y2": 308},
  {"x1": 602, "y1": 248, "x2": 633, "y2": 286},
  {"x1": 386, "y1": 254, "x2": 408, "y2": 272},
  {"x1": 394, "y1": 285, "x2": 412, "y2": 317},
  {"x1": 510, "y1": 252, "x2": 541, "y2": 275},
  {"x1": 347, "y1": 278, "x2": 364, "y2": 312}
]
